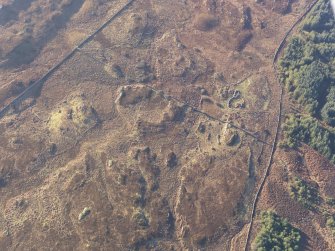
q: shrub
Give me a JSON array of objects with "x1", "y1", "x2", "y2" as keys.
[
  {"x1": 302, "y1": 0, "x2": 335, "y2": 32},
  {"x1": 78, "y1": 207, "x2": 91, "y2": 221},
  {"x1": 194, "y1": 14, "x2": 219, "y2": 31},
  {"x1": 279, "y1": 37, "x2": 305, "y2": 70},
  {"x1": 326, "y1": 214, "x2": 335, "y2": 235},
  {"x1": 253, "y1": 211, "x2": 301, "y2": 251},
  {"x1": 289, "y1": 177, "x2": 320, "y2": 209},
  {"x1": 235, "y1": 31, "x2": 253, "y2": 52},
  {"x1": 321, "y1": 87, "x2": 335, "y2": 126},
  {"x1": 325, "y1": 197, "x2": 335, "y2": 207},
  {"x1": 281, "y1": 114, "x2": 335, "y2": 163},
  {"x1": 279, "y1": 0, "x2": 335, "y2": 117},
  {"x1": 133, "y1": 209, "x2": 149, "y2": 228}
]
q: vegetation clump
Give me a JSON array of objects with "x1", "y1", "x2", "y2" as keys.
[
  {"x1": 282, "y1": 114, "x2": 335, "y2": 163},
  {"x1": 235, "y1": 31, "x2": 253, "y2": 52},
  {"x1": 289, "y1": 176, "x2": 320, "y2": 209},
  {"x1": 0, "y1": 177, "x2": 7, "y2": 188},
  {"x1": 279, "y1": 0, "x2": 335, "y2": 116},
  {"x1": 224, "y1": 129, "x2": 240, "y2": 146},
  {"x1": 194, "y1": 14, "x2": 219, "y2": 31},
  {"x1": 133, "y1": 209, "x2": 149, "y2": 228},
  {"x1": 279, "y1": 0, "x2": 335, "y2": 163},
  {"x1": 253, "y1": 211, "x2": 301, "y2": 251},
  {"x1": 166, "y1": 152, "x2": 177, "y2": 168},
  {"x1": 326, "y1": 214, "x2": 335, "y2": 235},
  {"x1": 321, "y1": 87, "x2": 335, "y2": 126},
  {"x1": 78, "y1": 207, "x2": 91, "y2": 221},
  {"x1": 279, "y1": 0, "x2": 335, "y2": 115},
  {"x1": 326, "y1": 197, "x2": 335, "y2": 207}
]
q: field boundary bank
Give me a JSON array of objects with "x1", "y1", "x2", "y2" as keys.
[
  {"x1": 142, "y1": 85, "x2": 271, "y2": 145},
  {"x1": 0, "y1": 0, "x2": 136, "y2": 120},
  {"x1": 0, "y1": 0, "x2": 271, "y2": 144}
]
